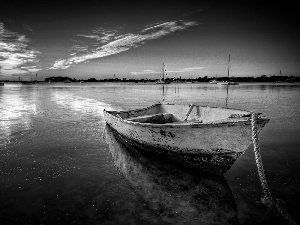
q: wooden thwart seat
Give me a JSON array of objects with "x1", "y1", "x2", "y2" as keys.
[{"x1": 126, "y1": 113, "x2": 174, "y2": 124}]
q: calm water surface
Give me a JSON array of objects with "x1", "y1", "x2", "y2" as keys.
[{"x1": 0, "y1": 82, "x2": 299, "y2": 224}]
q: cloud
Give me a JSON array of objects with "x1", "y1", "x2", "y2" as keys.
[
  {"x1": 69, "y1": 45, "x2": 88, "y2": 55},
  {"x1": 23, "y1": 24, "x2": 33, "y2": 32},
  {"x1": 49, "y1": 20, "x2": 199, "y2": 70},
  {"x1": 131, "y1": 70, "x2": 160, "y2": 75},
  {"x1": 179, "y1": 67, "x2": 205, "y2": 72},
  {"x1": 0, "y1": 22, "x2": 41, "y2": 76},
  {"x1": 77, "y1": 28, "x2": 118, "y2": 44},
  {"x1": 142, "y1": 22, "x2": 174, "y2": 31}
]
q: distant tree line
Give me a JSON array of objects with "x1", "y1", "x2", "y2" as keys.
[
  {"x1": 45, "y1": 76, "x2": 76, "y2": 82},
  {"x1": 42, "y1": 75, "x2": 299, "y2": 83},
  {"x1": 1, "y1": 75, "x2": 299, "y2": 83}
]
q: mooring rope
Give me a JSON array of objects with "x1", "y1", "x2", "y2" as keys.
[{"x1": 251, "y1": 112, "x2": 296, "y2": 225}]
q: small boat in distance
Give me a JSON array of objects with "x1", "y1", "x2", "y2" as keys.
[
  {"x1": 217, "y1": 55, "x2": 239, "y2": 85},
  {"x1": 104, "y1": 103, "x2": 269, "y2": 175},
  {"x1": 274, "y1": 70, "x2": 284, "y2": 83},
  {"x1": 156, "y1": 63, "x2": 170, "y2": 84},
  {"x1": 209, "y1": 80, "x2": 218, "y2": 84},
  {"x1": 209, "y1": 74, "x2": 219, "y2": 84},
  {"x1": 0, "y1": 82, "x2": 4, "y2": 86}
]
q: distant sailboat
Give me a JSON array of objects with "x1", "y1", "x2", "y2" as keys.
[
  {"x1": 274, "y1": 70, "x2": 284, "y2": 83},
  {"x1": 156, "y1": 63, "x2": 170, "y2": 84},
  {"x1": 112, "y1": 74, "x2": 118, "y2": 83},
  {"x1": 209, "y1": 74, "x2": 218, "y2": 84},
  {"x1": 63, "y1": 79, "x2": 71, "y2": 83},
  {"x1": 217, "y1": 55, "x2": 239, "y2": 85}
]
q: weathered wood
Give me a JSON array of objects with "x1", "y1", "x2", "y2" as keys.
[{"x1": 126, "y1": 113, "x2": 173, "y2": 124}]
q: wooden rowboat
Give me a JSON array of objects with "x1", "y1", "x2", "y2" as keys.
[{"x1": 103, "y1": 103, "x2": 269, "y2": 175}]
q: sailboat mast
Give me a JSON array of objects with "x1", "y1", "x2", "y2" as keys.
[
  {"x1": 162, "y1": 63, "x2": 165, "y2": 81},
  {"x1": 228, "y1": 54, "x2": 230, "y2": 78}
]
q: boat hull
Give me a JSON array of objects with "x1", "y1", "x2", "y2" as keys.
[
  {"x1": 103, "y1": 103, "x2": 269, "y2": 175},
  {"x1": 209, "y1": 80, "x2": 218, "y2": 84}
]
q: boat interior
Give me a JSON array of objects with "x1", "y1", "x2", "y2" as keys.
[{"x1": 113, "y1": 104, "x2": 251, "y2": 124}]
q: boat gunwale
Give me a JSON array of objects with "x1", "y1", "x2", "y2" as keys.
[{"x1": 104, "y1": 103, "x2": 269, "y2": 128}]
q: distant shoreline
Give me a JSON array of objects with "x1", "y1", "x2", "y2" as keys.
[
  {"x1": 1, "y1": 81, "x2": 299, "y2": 84},
  {"x1": 1, "y1": 74, "x2": 299, "y2": 83}
]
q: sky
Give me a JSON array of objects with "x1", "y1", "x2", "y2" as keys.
[{"x1": 0, "y1": 0, "x2": 299, "y2": 81}]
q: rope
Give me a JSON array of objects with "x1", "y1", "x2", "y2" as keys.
[
  {"x1": 251, "y1": 113, "x2": 297, "y2": 225},
  {"x1": 251, "y1": 113, "x2": 272, "y2": 206}
]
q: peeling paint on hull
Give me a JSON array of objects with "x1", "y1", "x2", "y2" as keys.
[
  {"x1": 107, "y1": 124, "x2": 241, "y2": 175},
  {"x1": 103, "y1": 103, "x2": 269, "y2": 175}
]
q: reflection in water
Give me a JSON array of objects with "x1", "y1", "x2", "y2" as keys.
[
  {"x1": 51, "y1": 90, "x2": 122, "y2": 115},
  {"x1": 0, "y1": 88, "x2": 37, "y2": 146},
  {"x1": 225, "y1": 85, "x2": 229, "y2": 108},
  {"x1": 103, "y1": 125, "x2": 238, "y2": 225},
  {"x1": 162, "y1": 85, "x2": 165, "y2": 101}
]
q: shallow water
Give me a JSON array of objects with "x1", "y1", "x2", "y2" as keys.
[{"x1": 0, "y1": 82, "x2": 299, "y2": 224}]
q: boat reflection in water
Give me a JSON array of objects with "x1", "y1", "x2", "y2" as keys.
[{"x1": 103, "y1": 125, "x2": 238, "y2": 225}]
